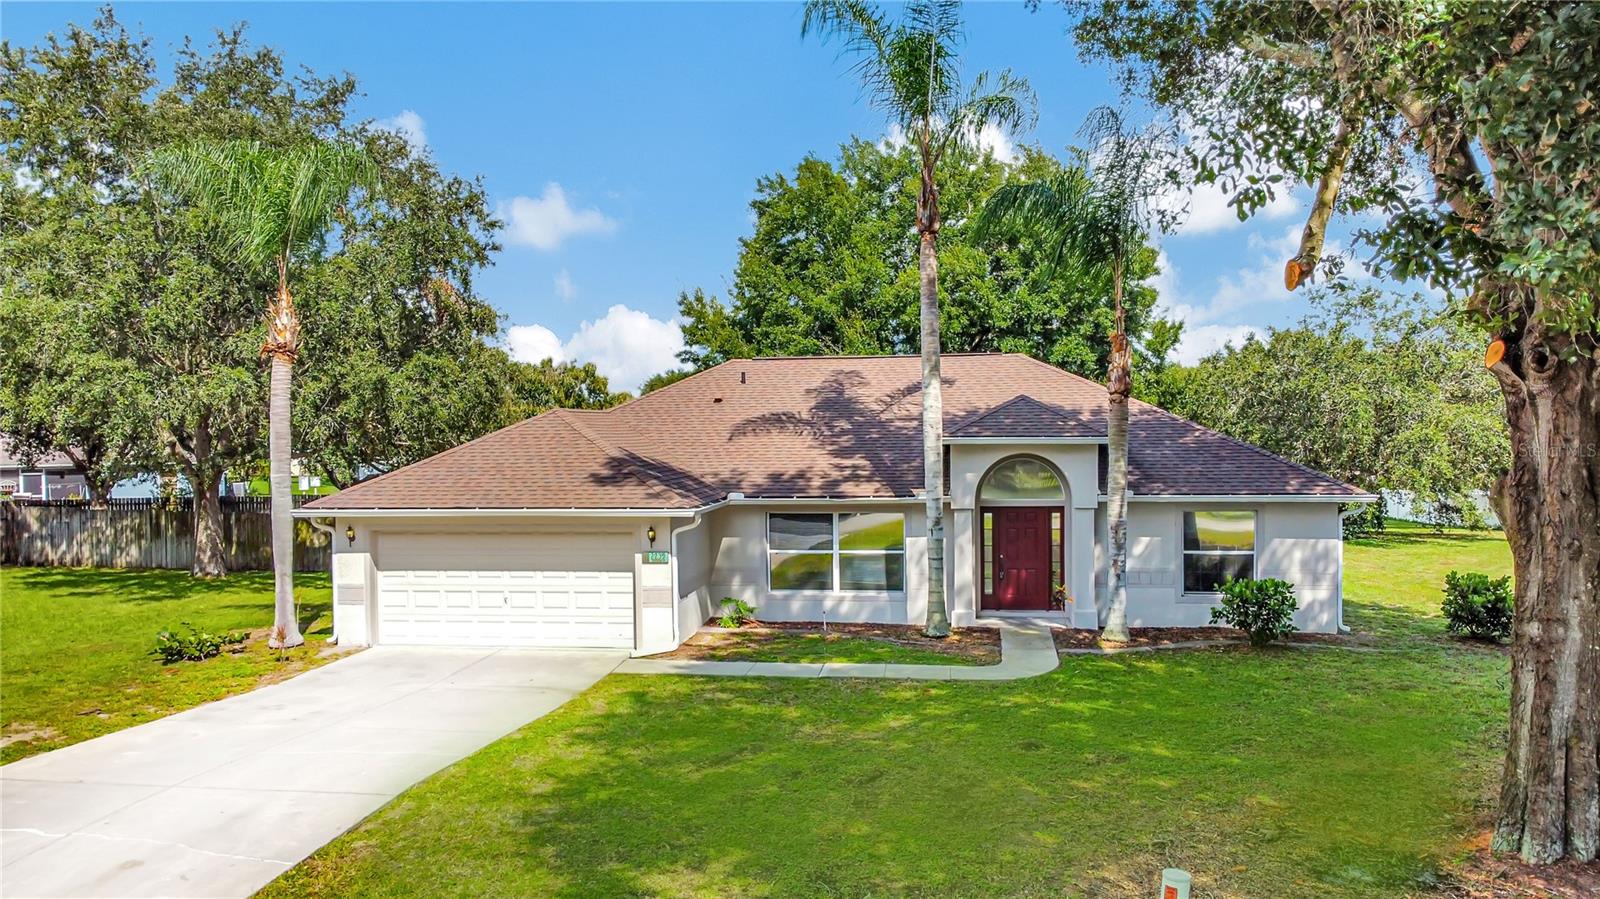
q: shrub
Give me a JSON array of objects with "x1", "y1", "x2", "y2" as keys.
[
  {"x1": 1209, "y1": 578, "x2": 1299, "y2": 647},
  {"x1": 1442, "y1": 570, "x2": 1514, "y2": 641},
  {"x1": 717, "y1": 597, "x2": 757, "y2": 629},
  {"x1": 153, "y1": 622, "x2": 248, "y2": 663},
  {"x1": 1341, "y1": 497, "x2": 1387, "y2": 538}
]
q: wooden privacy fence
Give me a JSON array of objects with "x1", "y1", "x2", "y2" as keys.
[{"x1": 1, "y1": 497, "x2": 330, "y2": 572}]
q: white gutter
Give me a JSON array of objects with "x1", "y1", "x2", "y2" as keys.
[
  {"x1": 1335, "y1": 504, "x2": 1369, "y2": 634},
  {"x1": 1117, "y1": 493, "x2": 1379, "y2": 504},
  {"x1": 293, "y1": 506, "x2": 698, "y2": 519},
  {"x1": 944, "y1": 437, "x2": 1107, "y2": 445}
]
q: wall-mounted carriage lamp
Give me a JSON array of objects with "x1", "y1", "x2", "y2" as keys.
[
  {"x1": 345, "y1": 524, "x2": 356, "y2": 547},
  {"x1": 646, "y1": 526, "x2": 657, "y2": 547}
]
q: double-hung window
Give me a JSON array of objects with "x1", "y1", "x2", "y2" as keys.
[
  {"x1": 768, "y1": 512, "x2": 905, "y2": 592},
  {"x1": 1182, "y1": 510, "x2": 1256, "y2": 593}
]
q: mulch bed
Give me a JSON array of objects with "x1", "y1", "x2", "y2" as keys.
[
  {"x1": 1052, "y1": 626, "x2": 1377, "y2": 651},
  {"x1": 1442, "y1": 833, "x2": 1600, "y2": 898},
  {"x1": 652, "y1": 621, "x2": 1002, "y2": 664}
]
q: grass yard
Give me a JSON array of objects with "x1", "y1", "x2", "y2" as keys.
[
  {"x1": 1343, "y1": 520, "x2": 1514, "y2": 640},
  {"x1": 0, "y1": 567, "x2": 335, "y2": 763},
  {"x1": 265, "y1": 523, "x2": 1519, "y2": 899}
]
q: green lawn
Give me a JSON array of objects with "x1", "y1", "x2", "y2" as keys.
[
  {"x1": 264, "y1": 523, "x2": 1515, "y2": 899},
  {"x1": 0, "y1": 567, "x2": 335, "y2": 763},
  {"x1": 1344, "y1": 519, "x2": 1513, "y2": 639}
]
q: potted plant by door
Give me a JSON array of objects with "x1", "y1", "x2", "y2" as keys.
[{"x1": 1050, "y1": 584, "x2": 1071, "y2": 612}]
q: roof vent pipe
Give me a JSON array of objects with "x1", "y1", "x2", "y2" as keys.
[{"x1": 740, "y1": 371, "x2": 746, "y2": 384}]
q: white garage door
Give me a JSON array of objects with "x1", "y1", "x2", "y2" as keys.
[{"x1": 376, "y1": 532, "x2": 635, "y2": 648}]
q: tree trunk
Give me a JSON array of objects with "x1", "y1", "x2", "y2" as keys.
[
  {"x1": 188, "y1": 418, "x2": 228, "y2": 578},
  {"x1": 267, "y1": 258, "x2": 304, "y2": 649},
  {"x1": 918, "y1": 155, "x2": 950, "y2": 639},
  {"x1": 1489, "y1": 321, "x2": 1599, "y2": 864},
  {"x1": 1101, "y1": 259, "x2": 1133, "y2": 644}
]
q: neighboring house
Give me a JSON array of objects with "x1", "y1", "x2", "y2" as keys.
[
  {"x1": 0, "y1": 447, "x2": 90, "y2": 501},
  {"x1": 300, "y1": 354, "x2": 1372, "y2": 654}
]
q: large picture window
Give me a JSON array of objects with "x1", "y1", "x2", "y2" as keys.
[
  {"x1": 768, "y1": 512, "x2": 905, "y2": 592},
  {"x1": 1183, "y1": 510, "x2": 1256, "y2": 593}
]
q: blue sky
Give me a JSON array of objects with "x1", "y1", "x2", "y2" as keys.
[{"x1": 4, "y1": 1, "x2": 1362, "y2": 390}]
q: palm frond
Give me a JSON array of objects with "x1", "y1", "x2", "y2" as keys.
[
  {"x1": 936, "y1": 68, "x2": 1037, "y2": 162},
  {"x1": 974, "y1": 170, "x2": 1103, "y2": 282}
]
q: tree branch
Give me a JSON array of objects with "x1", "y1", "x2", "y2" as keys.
[{"x1": 1239, "y1": 35, "x2": 1328, "y2": 70}]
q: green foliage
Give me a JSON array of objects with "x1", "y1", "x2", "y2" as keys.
[
  {"x1": 1442, "y1": 571, "x2": 1514, "y2": 643},
  {"x1": 675, "y1": 140, "x2": 1170, "y2": 376},
  {"x1": 152, "y1": 622, "x2": 249, "y2": 663},
  {"x1": 640, "y1": 368, "x2": 695, "y2": 395},
  {"x1": 717, "y1": 597, "x2": 758, "y2": 629},
  {"x1": 145, "y1": 139, "x2": 378, "y2": 277},
  {"x1": 1340, "y1": 497, "x2": 1387, "y2": 540},
  {"x1": 1209, "y1": 578, "x2": 1299, "y2": 647},
  {"x1": 1147, "y1": 289, "x2": 1508, "y2": 515},
  {"x1": 1, "y1": 11, "x2": 621, "y2": 499},
  {"x1": 1067, "y1": 1, "x2": 1598, "y2": 356}
]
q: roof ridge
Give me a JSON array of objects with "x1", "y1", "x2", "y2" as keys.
[
  {"x1": 1011, "y1": 352, "x2": 1109, "y2": 393},
  {"x1": 949, "y1": 393, "x2": 1053, "y2": 435},
  {"x1": 1127, "y1": 397, "x2": 1365, "y2": 494}
]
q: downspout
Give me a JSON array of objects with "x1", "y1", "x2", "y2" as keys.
[
  {"x1": 1336, "y1": 504, "x2": 1366, "y2": 634},
  {"x1": 668, "y1": 512, "x2": 711, "y2": 648},
  {"x1": 308, "y1": 517, "x2": 338, "y2": 645}
]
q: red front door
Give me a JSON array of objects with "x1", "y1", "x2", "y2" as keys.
[{"x1": 986, "y1": 507, "x2": 1052, "y2": 611}]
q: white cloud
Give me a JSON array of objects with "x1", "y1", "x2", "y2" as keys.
[
  {"x1": 880, "y1": 121, "x2": 1019, "y2": 164},
  {"x1": 499, "y1": 183, "x2": 618, "y2": 251},
  {"x1": 505, "y1": 323, "x2": 566, "y2": 367},
  {"x1": 377, "y1": 110, "x2": 428, "y2": 154},
  {"x1": 506, "y1": 304, "x2": 684, "y2": 391},
  {"x1": 1171, "y1": 323, "x2": 1258, "y2": 364},
  {"x1": 554, "y1": 268, "x2": 576, "y2": 302},
  {"x1": 1160, "y1": 179, "x2": 1301, "y2": 236}
]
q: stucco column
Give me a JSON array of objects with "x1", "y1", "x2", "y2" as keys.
[
  {"x1": 1070, "y1": 506, "x2": 1099, "y2": 629},
  {"x1": 948, "y1": 507, "x2": 975, "y2": 626}
]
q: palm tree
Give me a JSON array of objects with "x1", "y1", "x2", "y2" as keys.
[
  {"x1": 977, "y1": 107, "x2": 1170, "y2": 644},
  {"x1": 149, "y1": 139, "x2": 377, "y2": 647},
  {"x1": 803, "y1": 0, "x2": 1034, "y2": 637}
]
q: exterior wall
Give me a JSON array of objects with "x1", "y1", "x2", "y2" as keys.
[
  {"x1": 671, "y1": 515, "x2": 715, "y2": 645},
  {"x1": 700, "y1": 502, "x2": 924, "y2": 624},
  {"x1": 327, "y1": 514, "x2": 674, "y2": 652},
  {"x1": 1106, "y1": 500, "x2": 1343, "y2": 634}
]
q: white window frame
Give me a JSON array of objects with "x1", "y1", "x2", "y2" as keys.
[
  {"x1": 766, "y1": 512, "x2": 906, "y2": 594},
  {"x1": 1180, "y1": 509, "x2": 1257, "y2": 597}
]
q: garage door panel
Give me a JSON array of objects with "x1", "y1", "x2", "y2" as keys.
[{"x1": 376, "y1": 533, "x2": 635, "y2": 649}]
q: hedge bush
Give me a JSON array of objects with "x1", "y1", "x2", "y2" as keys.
[
  {"x1": 1210, "y1": 578, "x2": 1299, "y2": 647},
  {"x1": 1442, "y1": 570, "x2": 1514, "y2": 641}
]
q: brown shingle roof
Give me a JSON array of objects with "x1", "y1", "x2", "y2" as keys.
[{"x1": 306, "y1": 353, "x2": 1367, "y2": 510}]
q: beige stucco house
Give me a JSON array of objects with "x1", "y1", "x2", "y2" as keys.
[{"x1": 298, "y1": 354, "x2": 1372, "y2": 654}]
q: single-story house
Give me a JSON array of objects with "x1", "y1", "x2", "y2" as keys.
[
  {"x1": 298, "y1": 354, "x2": 1372, "y2": 654},
  {"x1": 0, "y1": 447, "x2": 90, "y2": 501}
]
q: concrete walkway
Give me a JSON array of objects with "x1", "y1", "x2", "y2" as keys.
[
  {"x1": 0, "y1": 647, "x2": 625, "y2": 898},
  {"x1": 616, "y1": 620, "x2": 1059, "y2": 681}
]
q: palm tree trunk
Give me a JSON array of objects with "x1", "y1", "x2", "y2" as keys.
[
  {"x1": 1102, "y1": 257, "x2": 1132, "y2": 644},
  {"x1": 918, "y1": 156, "x2": 950, "y2": 638},
  {"x1": 267, "y1": 259, "x2": 304, "y2": 649}
]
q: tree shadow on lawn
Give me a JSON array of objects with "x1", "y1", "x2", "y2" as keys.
[
  {"x1": 278, "y1": 647, "x2": 1502, "y2": 899},
  {"x1": 9, "y1": 566, "x2": 328, "y2": 605}
]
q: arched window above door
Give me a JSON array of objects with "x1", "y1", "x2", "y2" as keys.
[{"x1": 980, "y1": 457, "x2": 1065, "y2": 502}]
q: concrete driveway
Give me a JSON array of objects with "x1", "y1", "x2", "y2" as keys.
[{"x1": 0, "y1": 646, "x2": 625, "y2": 898}]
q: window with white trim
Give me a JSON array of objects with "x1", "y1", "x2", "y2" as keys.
[
  {"x1": 768, "y1": 512, "x2": 905, "y2": 592},
  {"x1": 1182, "y1": 510, "x2": 1256, "y2": 593}
]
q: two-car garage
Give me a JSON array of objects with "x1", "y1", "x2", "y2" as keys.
[{"x1": 354, "y1": 531, "x2": 640, "y2": 650}]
